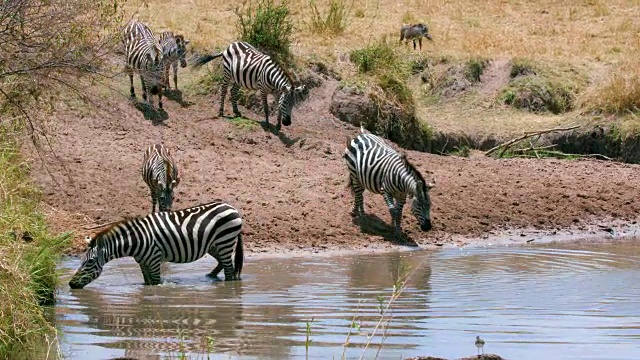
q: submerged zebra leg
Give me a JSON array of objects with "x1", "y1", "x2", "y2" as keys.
[
  {"x1": 206, "y1": 248, "x2": 224, "y2": 278},
  {"x1": 218, "y1": 79, "x2": 229, "y2": 117},
  {"x1": 261, "y1": 91, "x2": 269, "y2": 124},
  {"x1": 230, "y1": 83, "x2": 242, "y2": 118},
  {"x1": 138, "y1": 260, "x2": 162, "y2": 286}
]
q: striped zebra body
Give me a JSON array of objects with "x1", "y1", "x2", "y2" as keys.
[
  {"x1": 122, "y1": 20, "x2": 164, "y2": 109},
  {"x1": 191, "y1": 41, "x2": 305, "y2": 130},
  {"x1": 344, "y1": 127, "x2": 434, "y2": 233},
  {"x1": 158, "y1": 30, "x2": 190, "y2": 90},
  {"x1": 68, "y1": 200, "x2": 244, "y2": 289},
  {"x1": 142, "y1": 144, "x2": 180, "y2": 213}
]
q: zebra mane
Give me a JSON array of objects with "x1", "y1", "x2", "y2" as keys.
[
  {"x1": 400, "y1": 153, "x2": 427, "y2": 190},
  {"x1": 89, "y1": 216, "x2": 137, "y2": 247}
]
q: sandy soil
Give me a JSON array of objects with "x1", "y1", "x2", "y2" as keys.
[{"x1": 25, "y1": 72, "x2": 640, "y2": 256}]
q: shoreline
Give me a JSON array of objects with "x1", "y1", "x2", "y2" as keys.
[{"x1": 60, "y1": 216, "x2": 640, "y2": 262}]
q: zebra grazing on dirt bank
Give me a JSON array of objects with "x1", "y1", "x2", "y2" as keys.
[
  {"x1": 344, "y1": 126, "x2": 434, "y2": 234},
  {"x1": 68, "y1": 200, "x2": 244, "y2": 289},
  {"x1": 158, "y1": 31, "x2": 190, "y2": 90},
  {"x1": 122, "y1": 20, "x2": 164, "y2": 109},
  {"x1": 400, "y1": 23, "x2": 433, "y2": 50},
  {"x1": 191, "y1": 41, "x2": 306, "y2": 131},
  {"x1": 142, "y1": 144, "x2": 180, "y2": 213}
]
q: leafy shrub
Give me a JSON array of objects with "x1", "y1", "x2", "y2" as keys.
[
  {"x1": 510, "y1": 58, "x2": 538, "y2": 78},
  {"x1": 235, "y1": 0, "x2": 294, "y2": 65},
  {"x1": 465, "y1": 57, "x2": 489, "y2": 83},
  {"x1": 501, "y1": 75, "x2": 573, "y2": 114}
]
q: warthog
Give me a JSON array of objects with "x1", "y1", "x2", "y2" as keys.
[{"x1": 399, "y1": 23, "x2": 433, "y2": 50}]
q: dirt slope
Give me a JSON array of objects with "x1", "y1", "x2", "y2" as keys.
[{"x1": 26, "y1": 72, "x2": 640, "y2": 255}]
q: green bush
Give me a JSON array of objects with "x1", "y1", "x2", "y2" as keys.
[
  {"x1": 501, "y1": 75, "x2": 573, "y2": 114},
  {"x1": 0, "y1": 132, "x2": 72, "y2": 358},
  {"x1": 308, "y1": 0, "x2": 349, "y2": 36},
  {"x1": 465, "y1": 57, "x2": 489, "y2": 83},
  {"x1": 235, "y1": 0, "x2": 295, "y2": 66}
]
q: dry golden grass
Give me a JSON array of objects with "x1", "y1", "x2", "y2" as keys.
[
  {"x1": 126, "y1": 0, "x2": 639, "y2": 63},
  {"x1": 124, "y1": 0, "x2": 640, "y2": 135}
]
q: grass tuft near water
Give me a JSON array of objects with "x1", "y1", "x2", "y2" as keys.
[{"x1": 0, "y1": 131, "x2": 72, "y2": 358}]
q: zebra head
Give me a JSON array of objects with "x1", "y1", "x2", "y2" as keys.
[
  {"x1": 175, "y1": 34, "x2": 190, "y2": 68},
  {"x1": 411, "y1": 180, "x2": 434, "y2": 231},
  {"x1": 278, "y1": 84, "x2": 306, "y2": 126},
  {"x1": 157, "y1": 177, "x2": 179, "y2": 212},
  {"x1": 69, "y1": 236, "x2": 107, "y2": 289}
]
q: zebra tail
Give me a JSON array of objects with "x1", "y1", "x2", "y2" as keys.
[
  {"x1": 190, "y1": 52, "x2": 223, "y2": 68},
  {"x1": 234, "y1": 233, "x2": 244, "y2": 279}
]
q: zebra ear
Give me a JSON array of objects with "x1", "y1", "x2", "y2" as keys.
[
  {"x1": 184, "y1": 39, "x2": 190, "y2": 46},
  {"x1": 425, "y1": 181, "x2": 435, "y2": 189},
  {"x1": 84, "y1": 236, "x2": 92, "y2": 244}
]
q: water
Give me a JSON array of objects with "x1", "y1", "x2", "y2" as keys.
[{"x1": 54, "y1": 241, "x2": 640, "y2": 360}]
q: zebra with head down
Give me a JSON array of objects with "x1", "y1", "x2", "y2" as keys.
[
  {"x1": 344, "y1": 126, "x2": 435, "y2": 235},
  {"x1": 68, "y1": 200, "x2": 244, "y2": 289},
  {"x1": 191, "y1": 41, "x2": 306, "y2": 131},
  {"x1": 141, "y1": 143, "x2": 180, "y2": 213},
  {"x1": 122, "y1": 20, "x2": 164, "y2": 110}
]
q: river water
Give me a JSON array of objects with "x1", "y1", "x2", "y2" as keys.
[{"x1": 54, "y1": 241, "x2": 640, "y2": 360}]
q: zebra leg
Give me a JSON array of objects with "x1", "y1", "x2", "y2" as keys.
[
  {"x1": 230, "y1": 84, "x2": 242, "y2": 118},
  {"x1": 383, "y1": 192, "x2": 399, "y2": 229},
  {"x1": 172, "y1": 62, "x2": 179, "y2": 90},
  {"x1": 349, "y1": 175, "x2": 366, "y2": 226},
  {"x1": 206, "y1": 247, "x2": 224, "y2": 278},
  {"x1": 163, "y1": 62, "x2": 170, "y2": 90},
  {"x1": 127, "y1": 67, "x2": 136, "y2": 99},
  {"x1": 261, "y1": 91, "x2": 269, "y2": 124},
  {"x1": 394, "y1": 198, "x2": 407, "y2": 235},
  {"x1": 218, "y1": 79, "x2": 229, "y2": 117},
  {"x1": 140, "y1": 76, "x2": 148, "y2": 102},
  {"x1": 138, "y1": 260, "x2": 162, "y2": 286}
]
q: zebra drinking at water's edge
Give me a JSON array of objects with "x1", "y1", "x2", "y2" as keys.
[
  {"x1": 142, "y1": 144, "x2": 180, "y2": 213},
  {"x1": 344, "y1": 126, "x2": 435, "y2": 235},
  {"x1": 158, "y1": 30, "x2": 190, "y2": 90},
  {"x1": 122, "y1": 20, "x2": 164, "y2": 110},
  {"x1": 68, "y1": 200, "x2": 244, "y2": 289},
  {"x1": 191, "y1": 41, "x2": 306, "y2": 131}
]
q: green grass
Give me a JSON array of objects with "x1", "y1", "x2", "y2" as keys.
[
  {"x1": 308, "y1": 0, "x2": 349, "y2": 37},
  {"x1": 0, "y1": 130, "x2": 72, "y2": 358},
  {"x1": 229, "y1": 116, "x2": 261, "y2": 131}
]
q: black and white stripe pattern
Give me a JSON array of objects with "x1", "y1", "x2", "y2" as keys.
[
  {"x1": 158, "y1": 30, "x2": 190, "y2": 90},
  {"x1": 141, "y1": 144, "x2": 180, "y2": 213},
  {"x1": 344, "y1": 127, "x2": 434, "y2": 233},
  {"x1": 122, "y1": 20, "x2": 164, "y2": 109},
  {"x1": 68, "y1": 200, "x2": 244, "y2": 289},
  {"x1": 191, "y1": 41, "x2": 306, "y2": 130}
]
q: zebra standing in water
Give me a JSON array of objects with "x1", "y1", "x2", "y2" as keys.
[
  {"x1": 122, "y1": 20, "x2": 164, "y2": 110},
  {"x1": 158, "y1": 30, "x2": 190, "y2": 90},
  {"x1": 68, "y1": 200, "x2": 244, "y2": 289},
  {"x1": 344, "y1": 126, "x2": 434, "y2": 234},
  {"x1": 191, "y1": 41, "x2": 306, "y2": 131},
  {"x1": 142, "y1": 144, "x2": 180, "y2": 213}
]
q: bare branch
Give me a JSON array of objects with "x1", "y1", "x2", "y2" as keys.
[{"x1": 485, "y1": 125, "x2": 581, "y2": 157}]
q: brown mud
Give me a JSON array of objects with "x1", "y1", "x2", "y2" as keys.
[{"x1": 25, "y1": 71, "x2": 640, "y2": 256}]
